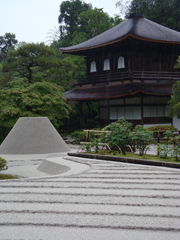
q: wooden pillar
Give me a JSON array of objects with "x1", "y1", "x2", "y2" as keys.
[
  {"x1": 141, "y1": 96, "x2": 144, "y2": 125},
  {"x1": 98, "y1": 100, "x2": 101, "y2": 127},
  {"x1": 108, "y1": 99, "x2": 110, "y2": 124},
  {"x1": 80, "y1": 101, "x2": 83, "y2": 130}
]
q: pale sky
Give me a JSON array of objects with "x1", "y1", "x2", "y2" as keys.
[{"x1": 0, "y1": 0, "x2": 123, "y2": 44}]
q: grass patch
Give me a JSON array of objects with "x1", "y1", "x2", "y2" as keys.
[
  {"x1": 0, "y1": 174, "x2": 18, "y2": 180},
  {"x1": 84, "y1": 150, "x2": 180, "y2": 163}
]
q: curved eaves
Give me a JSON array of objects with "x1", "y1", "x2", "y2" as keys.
[{"x1": 60, "y1": 17, "x2": 180, "y2": 53}]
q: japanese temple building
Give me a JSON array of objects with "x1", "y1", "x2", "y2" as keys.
[{"x1": 60, "y1": 13, "x2": 180, "y2": 129}]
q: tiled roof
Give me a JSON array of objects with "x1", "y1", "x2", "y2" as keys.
[
  {"x1": 63, "y1": 82, "x2": 173, "y2": 100},
  {"x1": 60, "y1": 14, "x2": 180, "y2": 53}
]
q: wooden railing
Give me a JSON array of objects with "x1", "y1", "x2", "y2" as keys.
[
  {"x1": 133, "y1": 71, "x2": 180, "y2": 81},
  {"x1": 75, "y1": 71, "x2": 180, "y2": 86}
]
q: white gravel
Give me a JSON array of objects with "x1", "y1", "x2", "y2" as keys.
[{"x1": 0, "y1": 150, "x2": 180, "y2": 239}]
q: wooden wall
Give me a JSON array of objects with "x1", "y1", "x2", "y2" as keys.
[{"x1": 86, "y1": 38, "x2": 180, "y2": 77}]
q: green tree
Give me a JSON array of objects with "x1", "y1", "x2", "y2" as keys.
[
  {"x1": 58, "y1": 0, "x2": 92, "y2": 46},
  {"x1": 70, "y1": 8, "x2": 123, "y2": 45},
  {"x1": 0, "y1": 63, "x2": 7, "y2": 89},
  {"x1": 77, "y1": 8, "x2": 123, "y2": 40},
  {"x1": 0, "y1": 33, "x2": 18, "y2": 60},
  {"x1": 167, "y1": 56, "x2": 180, "y2": 118},
  {"x1": 1, "y1": 43, "x2": 74, "y2": 89},
  {"x1": 0, "y1": 43, "x2": 73, "y2": 136},
  {"x1": 0, "y1": 80, "x2": 70, "y2": 130},
  {"x1": 64, "y1": 54, "x2": 86, "y2": 79},
  {"x1": 117, "y1": 0, "x2": 180, "y2": 31},
  {"x1": 58, "y1": 1, "x2": 122, "y2": 47},
  {"x1": 174, "y1": 55, "x2": 180, "y2": 70},
  {"x1": 167, "y1": 81, "x2": 180, "y2": 118}
]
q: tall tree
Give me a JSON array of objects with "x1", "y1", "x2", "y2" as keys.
[
  {"x1": 167, "y1": 56, "x2": 180, "y2": 118},
  {"x1": 117, "y1": 0, "x2": 180, "y2": 31},
  {"x1": 1, "y1": 43, "x2": 74, "y2": 90},
  {"x1": 58, "y1": 2, "x2": 123, "y2": 47},
  {"x1": 0, "y1": 80, "x2": 70, "y2": 130},
  {"x1": 167, "y1": 81, "x2": 180, "y2": 119},
  {"x1": 0, "y1": 33, "x2": 18, "y2": 60},
  {"x1": 58, "y1": 0, "x2": 92, "y2": 46},
  {"x1": 74, "y1": 8, "x2": 123, "y2": 41},
  {"x1": 0, "y1": 43, "x2": 73, "y2": 137}
]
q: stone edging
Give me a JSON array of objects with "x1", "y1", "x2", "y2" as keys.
[{"x1": 68, "y1": 153, "x2": 180, "y2": 169}]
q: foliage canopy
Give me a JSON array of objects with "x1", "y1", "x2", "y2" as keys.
[
  {"x1": 0, "y1": 43, "x2": 72, "y2": 132},
  {"x1": 58, "y1": 1, "x2": 123, "y2": 47},
  {"x1": 0, "y1": 33, "x2": 18, "y2": 60},
  {"x1": 58, "y1": 0, "x2": 92, "y2": 45},
  {"x1": 1, "y1": 43, "x2": 74, "y2": 89},
  {"x1": 117, "y1": 0, "x2": 180, "y2": 31},
  {"x1": 0, "y1": 80, "x2": 70, "y2": 129},
  {"x1": 74, "y1": 8, "x2": 123, "y2": 43}
]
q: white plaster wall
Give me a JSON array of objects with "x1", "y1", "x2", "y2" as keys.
[{"x1": 173, "y1": 116, "x2": 180, "y2": 130}]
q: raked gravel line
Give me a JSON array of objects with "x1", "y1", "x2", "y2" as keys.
[{"x1": 0, "y1": 157, "x2": 180, "y2": 240}]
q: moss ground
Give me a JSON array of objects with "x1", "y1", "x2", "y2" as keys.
[
  {"x1": 87, "y1": 150, "x2": 180, "y2": 163},
  {"x1": 0, "y1": 174, "x2": 18, "y2": 180}
]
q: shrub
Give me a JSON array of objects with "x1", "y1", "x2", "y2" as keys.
[
  {"x1": 163, "y1": 130, "x2": 180, "y2": 146},
  {"x1": 70, "y1": 131, "x2": 86, "y2": 141},
  {"x1": 80, "y1": 143, "x2": 92, "y2": 152},
  {"x1": 157, "y1": 144, "x2": 172, "y2": 158},
  {"x1": 0, "y1": 157, "x2": 8, "y2": 172},
  {"x1": 171, "y1": 145, "x2": 180, "y2": 161},
  {"x1": 163, "y1": 130, "x2": 174, "y2": 139},
  {"x1": 130, "y1": 125, "x2": 152, "y2": 156},
  {"x1": 147, "y1": 125, "x2": 177, "y2": 132},
  {"x1": 103, "y1": 118, "x2": 133, "y2": 155}
]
